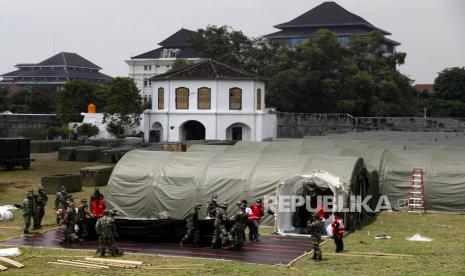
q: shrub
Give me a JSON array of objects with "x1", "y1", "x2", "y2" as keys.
[
  {"x1": 75, "y1": 123, "x2": 100, "y2": 138},
  {"x1": 18, "y1": 127, "x2": 48, "y2": 140}
]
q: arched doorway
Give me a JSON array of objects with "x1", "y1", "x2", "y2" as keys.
[
  {"x1": 181, "y1": 120, "x2": 206, "y2": 141},
  {"x1": 149, "y1": 122, "x2": 163, "y2": 142},
  {"x1": 226, "y1": 123, "x2": 251, "y2": 141}
]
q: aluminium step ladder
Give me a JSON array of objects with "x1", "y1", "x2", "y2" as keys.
[{"x1": 407, "y1": 168, "x2": 426, "y2": 213}]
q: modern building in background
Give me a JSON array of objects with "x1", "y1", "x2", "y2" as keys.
[
  {"x1": 265, "y1": 1, "x2": 400, "y2": 53},
  {"x1": 0, "y1": 52, "x2": 112, "y2": 91},
  {"x1": 143, "y1": 59, "x2": 276, "y2": 143},
  {"x1": 126, "y1": 28, "x2": 201, "y2": 102}
]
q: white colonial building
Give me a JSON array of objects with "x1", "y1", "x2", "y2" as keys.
[
  {"x1": 126, "y1": 28, "x2": 201, "y2": 102},
  {"x1": 143, "y1": 59, "x2": 277, "y2": 142}
]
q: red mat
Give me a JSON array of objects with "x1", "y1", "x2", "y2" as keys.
[{"x1": 0, "y1": 228, "x2": 313, "y2": 265}]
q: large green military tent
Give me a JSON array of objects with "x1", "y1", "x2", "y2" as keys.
[
  {"x1": 106, "y1": 150, "x2": 375, "y2": 233},
  {"x1": 382, "y1": 150, "x2": 465, "y2": 212}
]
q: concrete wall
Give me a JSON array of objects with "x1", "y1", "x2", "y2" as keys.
[
  {"x1": 277, "y1": 112, "x2": 465, "y2": 137},
  {"x1": 78, "y1": 113, "x2": 144, "y2": 140},
  {"x1": 0, "y1": 114, "x2": 60, "y2": 137}
]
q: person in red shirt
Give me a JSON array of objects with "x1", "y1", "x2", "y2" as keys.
[
  {"x1": 248, "y1": 199, "x2": 265, "y2": 242},
  {"x1": 331, "y1": 212, "x2": 345, "y2": 253},
  {"x1": 90, "y1": 195, "x2": 106, "y2": 218}
]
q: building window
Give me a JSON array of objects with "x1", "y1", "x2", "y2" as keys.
[
  {"x1": 289, "y1": 37, "x2": 306, "y2": 47},
  {"x1": 256, "y1": 88, "x2": 262, "y2": 110},
  {"x1": 158, "y1": 88, "x2": 164, "y2": 109},
  {"x1": 175, "y1": 87, "x2": 189, "y2": 109},
  {"x1": 197, "y1": 87, "x2": 211, "y2": 110},
  {"x1": 229, "y1": 88, "x2": 242, "y2": 110},
  {"x1": 143, "y1": 65, "x2": 152, "y2": 71},
  {"x1": 387, "y1": 45, "x2": 394, "y2": 53},
  {"x1": 143, "y1": 78, "x2": 152, "y2": 87},
  {"x1": 161, "y1": 48, "x2": 180, "y2": 58},
  {"x1": 337, "y1": 36, "x2": 350, "y2": 46}
]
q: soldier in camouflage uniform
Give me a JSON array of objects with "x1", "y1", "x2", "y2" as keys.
[
  {"x1": 33, "y1": 186, "x2": 48, "y2": 229},
  {"x1": 77, "y1": 199, "x2": 91, "y2": 240},
  {"x1": 61, "y1": 200, "x2": 79, "y2": 244},
  {"x1": 54, "y1": 186, "x2": 69, "y2": 224},
  {"x1": 180, "y1": 203, "x2": 202, "y2": 247},
  {"x1": 308, "y1": 213, "x2": 323, "y2": 261},
  {"x1": 228, "y1": 203, "x2": 248, "y2": 250},
  {"x1": 22, "y1": 191, "x2": 35, "y2": 234},
  {"x1": 95, "y1": 210, "x2": 120, "y2": 257},
  {"x1": 211, "y1": 202, "x2": 229, "y2": 249},
  {"x1": 206, "y1": 194, "x2": 219, "y2": 219}
]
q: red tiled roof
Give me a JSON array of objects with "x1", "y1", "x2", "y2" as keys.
[{"x1": 413, "y1": 84, "x2": 434, "y2": 92}]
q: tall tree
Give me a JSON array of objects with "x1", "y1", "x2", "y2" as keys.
[
  {"x1": 0, "y1": 86, "x2": 8, "y2": 112},
  {"x1": 26, "y1": 90, "x2": 54, "y2": 114},
  {"x1": 267, "y1": 29, "x2": 349, "y2": 113},
  {"x1": 434, "y1": 67, "x2": 465, "y2": 102},
  {"x1": 190, "y1": 26, "x2": 416, "y2": 116},
  {"x1": 189, "y1": 25, "x2": 280, "y2": 76},
  {"x1": 103, "y1": 77, "x2": 143, "y2": 138},
  {"x1": 189, "y1": 25, "x2": 250, "y2": 68},
  {"x1": 267, "y1": 30, "x2": 416, "y2": 116},
  {"x1": 56, "y1": 80, "x2": 105, "y2": 123}
]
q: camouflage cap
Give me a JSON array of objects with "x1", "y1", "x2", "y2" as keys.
[{"x1": 220, "y1": 202, "x2": 228, "y2": 209}]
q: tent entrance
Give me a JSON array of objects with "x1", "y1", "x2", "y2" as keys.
[
  {"x1": 275, "y1": 170, "x2": 347, "y2": 237},
  {"x1": 291, "y1": 187, "x2": 333, "y2": 234}
]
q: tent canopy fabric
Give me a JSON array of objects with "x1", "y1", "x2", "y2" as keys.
[
  {"x1": 107, "y1": 150, "x2": 373, "y2": 231},
  {"x1": 107, "y1": 130, "x2": 465, "y2": 235},
  {"x1": 382, "y1": 150, "x2": 465, "y2": 212},
  {"x1": 186, "y1": 131, "x2": 465, "y2": 213}
]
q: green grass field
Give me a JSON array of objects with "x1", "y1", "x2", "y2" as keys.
[{"x1": 1, "y1": 153, "x2": 464, "y2": 275}]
